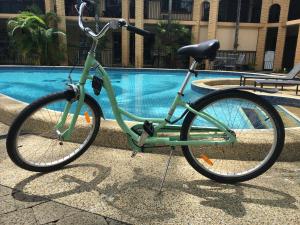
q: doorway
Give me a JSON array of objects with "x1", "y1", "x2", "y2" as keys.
[
  {"x1": 264, "y1": 27, "x2": 278, "y2": 70},
  {"x1": 282, "y1": 25, "x2": 299, "y2": 71}
]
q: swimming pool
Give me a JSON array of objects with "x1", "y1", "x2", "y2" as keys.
[
  {"x1": 0, "y1": 67, "x2": 299, "y2": 128},
  {"x1": 0, "y1": 67, "x2": 240, "y2": 118}
]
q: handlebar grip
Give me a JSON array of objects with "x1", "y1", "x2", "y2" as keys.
[{"x1": 126, "y1": 25, "x2": 151, "y2": 36}]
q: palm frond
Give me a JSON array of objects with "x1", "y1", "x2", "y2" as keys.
[{"x1": 7, "y1": 10, "x2": 66, "y2": 65}]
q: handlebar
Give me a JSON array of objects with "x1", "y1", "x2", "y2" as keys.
[
  {"x1": 77, "y1": 2, "x2": 151, "y2": 40},
  {"x1": 126, "y1": 25, "x2": 151, "y2": 36}
]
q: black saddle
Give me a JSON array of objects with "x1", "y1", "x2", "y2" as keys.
[{"x1": 177, "y1": 39, "x2": 220, "y2": 62}]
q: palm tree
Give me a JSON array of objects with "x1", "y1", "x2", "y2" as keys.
[{"x1": 7, "y1": 11, "x2": 65, "y2": 65}]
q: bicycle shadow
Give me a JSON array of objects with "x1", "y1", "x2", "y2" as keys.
[
  {"x1": 101, "y1": 167, "x2": 298, "y2": 219},
  {"x1": 13, "y1": 163, "x2": 111, "y2": 202},
  {"x1": 12, "y1": 164, "x2": 298, "y2": 220}
]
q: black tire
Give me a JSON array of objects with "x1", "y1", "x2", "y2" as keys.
[
  {"x1": 180, "y1": 89, "x2": 285, "y2": 183},
  {"x1": 6, "y1": 90, "x2": 101, "y2": 172}
]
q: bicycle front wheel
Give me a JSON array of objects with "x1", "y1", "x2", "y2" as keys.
[
  {"x1": 180, "y1": 90, "x2": 285, "y2": 183},
  {"x1": 6, "y1": 90, "x2": 101, "y2": 172}
]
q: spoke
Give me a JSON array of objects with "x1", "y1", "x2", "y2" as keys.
[
  {"x1": 14, "y1": 96, "x2": 95, "y2": 168},
  {"x1": 187, "y1": 95, "x2": 277, "y2": 178}
]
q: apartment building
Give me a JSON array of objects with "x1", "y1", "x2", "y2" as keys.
[{"x1": 0, "y1": 0, "x2": 300, "y2": 71}]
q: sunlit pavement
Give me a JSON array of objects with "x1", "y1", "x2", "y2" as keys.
[{"x1": 0, "y1": 122, "x2": 299, "y2": 225}]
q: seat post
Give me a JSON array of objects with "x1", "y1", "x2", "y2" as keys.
[{"x1": 178, "y1": 61, "x2": 198, "y2": 95}]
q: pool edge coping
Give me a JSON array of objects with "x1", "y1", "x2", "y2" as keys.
[{"x1": 191, "y1": 78, "x2": 300, "y2": 108}]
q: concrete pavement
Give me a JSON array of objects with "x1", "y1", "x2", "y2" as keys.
[{"x1": 0, "y1": 122, "x2": 300, "y2": 225}]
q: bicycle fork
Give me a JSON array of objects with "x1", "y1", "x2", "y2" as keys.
[{"x1": 55, "y1": 84, "x2": 85, "y2": 141}]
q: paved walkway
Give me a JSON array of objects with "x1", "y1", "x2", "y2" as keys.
[
  {"x1": 0, "y1": 123, "x2": 127, "y2": 225},
  {"x1": 1, "y1": 122, "x2": 300, "y2": 225},
  {"x1": 0, "y1": 184, "x2": 128, "y2": 225}
]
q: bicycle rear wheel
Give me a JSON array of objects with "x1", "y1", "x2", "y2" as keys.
[
  {"x1": 6, "y1": 90, "x2": 101, "y2": 172},
  {"x1": 180, "y1": 90, "x2": 285, "y2": 183}
]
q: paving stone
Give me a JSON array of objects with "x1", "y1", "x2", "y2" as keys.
[
  {"x1": 12, "y1": 191, "x2": 48, "y2": 209},
  {"x1": 0, "y1": 122, "x2": 8, "y2": 134},
  {"x1": 0, "y1": 138, "x2": 8, "y2": 163},
  {"x1": 56, "y1": 211, "x2": 108, "y2": 225},
  {"x1": 0, "y1": 208, "x2": 37, "y2": 225},
  {"x1": 0, "y1": 185, "x2": 11, "y2": 197},
  {"x1": 32, "y1": 201, "x2": 81, "y2": 224},
  {"x1": 0, "y1": 194, "x2": 17, "y2": 215},
  {"x1": 0, "y1": 185, "x2": 127, "y2": 225},
  {"x1": 106, "y1": 218, "x2": 129, "y2": 225},
  {"x1": 0, "y1": 190, "x2": 48, "y2": 215},
  {"x1": 0, "y1": 122, "x2": 9, "y2": 161}
]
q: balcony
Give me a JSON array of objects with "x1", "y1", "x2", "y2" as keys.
[
  {"x1": 0, "y1": 0, "x2": 45, "y2": 14},
  {"x1": 65, "y1": 0, "x2": 122, "y2": 18},
  {"x1": 145, "y1": 0, "x2": 193, "y2": 21}
]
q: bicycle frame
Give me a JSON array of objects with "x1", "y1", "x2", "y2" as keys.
[{"x1": 56, "y1": 50, "x2": 236, "y2": 148}]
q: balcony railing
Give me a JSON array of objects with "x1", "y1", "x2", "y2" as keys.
[
  {"x1": 0, "y1": 0, "x2": 45, "y2": 14},
  {"x1": 0, "y1": 48, "x2": 40, "y2": 65},
  {"x1": 144, "y1": 48, "x2": 190, "y2": 69},
  {"x1": 65, "y1": 0, "x2": 193, "y2": 20},
  {"x1": 145, "y1": 0, "x2": 193, "y2": 21},
  {"x1": 211, "y1": 51, "x2": 257, "y2": 71},
  {"x1": 68, "y1": 45, "x2": 113, "y2": 67}
]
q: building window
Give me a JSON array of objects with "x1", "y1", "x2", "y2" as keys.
[
  {"x1": 104, "y1": 0, "x2": 121, "y2": 18},
  {"x1": 288, "y1": 0, "x2": 300, "y2": 20},
  {"x1": 0, "y1": 0, "x2": 45, "y2": 14},
  {"x1": 265, "y1": 28, "x2": 278, "y2": 51},
  {"x1": 218, "y1": 0, "x2": 238, "y2": 22},
  {"x1": 201, "y1": 1, "x2": 210, "y2": 21},
  {"x1": 161, "y1": 0, "x2": 193, "y2": 14},
  {"x1": 129, "y1": 0, "x2": 135, "y2": 19},
  {"x1": 268, "y1": 4, "x2": 281, "y2": 23},
  {"x1": 218, "y1": 0, "x2": 261, "y2": 23},
  {"x1": 65, "y1": 0, "x2": 78, "y2": 16},
  {"x1": 240, "y1": 0, "x2": 262, "y2": 23}
]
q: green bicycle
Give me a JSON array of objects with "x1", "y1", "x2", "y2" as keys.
[{"x1": 6, "y1": 1, "x2": 285, "y2": 185}]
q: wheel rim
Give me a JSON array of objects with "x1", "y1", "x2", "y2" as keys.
[
  {"x1": 15, "y1": 98, "x2": 96, "y2": 167},
  {"x1": 186, "y1": 97, "x2": 278, "y2": 178}
]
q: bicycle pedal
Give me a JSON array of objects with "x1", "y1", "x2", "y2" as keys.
[
  {"x1": 143, "y1": 121, "x2": 154, "y2": 136},
  {"x1": 137, "y1": 121, "x2": 154, "y2": 146}
]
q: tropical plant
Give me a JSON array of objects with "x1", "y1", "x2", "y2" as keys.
[
  {"x1": 7, "y1": 10, "x2": 65, "y2": 65},
  {"x1": 155, "y1": 21, "x2": 190, "y2": 54},
  {"x1": 154, "y1": 21, "x2": 191, "y2": 67}
]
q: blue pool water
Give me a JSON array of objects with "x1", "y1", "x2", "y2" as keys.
[{"x1": 0, "y1": 67, "x2": 241, "y2": 120}]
